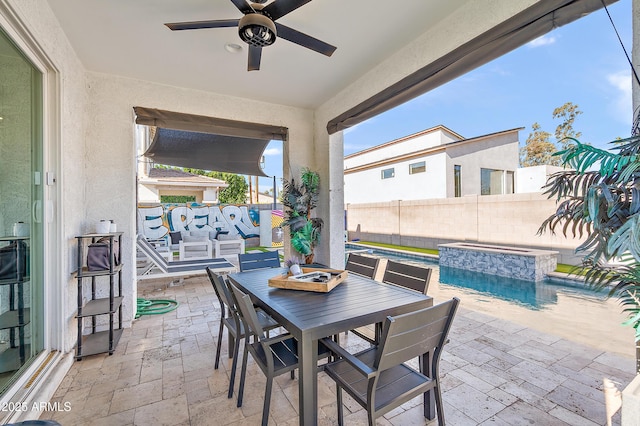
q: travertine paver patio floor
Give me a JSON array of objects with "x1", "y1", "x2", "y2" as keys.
[{"x1": 40, "y1": 274, "x2": 636, "y2": 425}]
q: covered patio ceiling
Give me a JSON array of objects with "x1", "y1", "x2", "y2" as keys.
[{"x1": 46, "y1": 0, "x2": 618, "y2": 129}]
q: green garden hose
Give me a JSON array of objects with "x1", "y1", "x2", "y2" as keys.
[{"x1": 135, "y1": 298, "x2": 179, "y2": 318}]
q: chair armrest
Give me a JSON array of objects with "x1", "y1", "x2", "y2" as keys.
[
  {"x1": 320, "y1": 337, "x2": 375, "y2": 379},
  {"x1": 262, "y1": 333, "x2": 293, "y2": 345}
]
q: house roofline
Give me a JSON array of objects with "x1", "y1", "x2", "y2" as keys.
[
  {"x1": 138, "y1": 178, "x2": 229, "y2": 189},
  {"x1": 345, "y1": 124, "x2": 465, "y2": 160},
  {"x1": 344, "y1": 127, "x2": 524, "y2": 174}
]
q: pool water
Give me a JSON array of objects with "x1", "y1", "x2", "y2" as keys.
[{"x1": 346, "y1": 244, "x2": 635, "y2": 358}]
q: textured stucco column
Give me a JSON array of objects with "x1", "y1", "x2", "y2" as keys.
[
  {"x1": 310, "y1": 123, "x2": 345, "y2": 269},
  {"x1": 634, "y1": 0, "x2": 639, "y2": 122}
]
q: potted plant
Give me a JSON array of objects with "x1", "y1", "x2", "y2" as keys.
[
  {"x1": 281, "y1": 168, "x2": 323, "y2": 264},
  {"x1": 285, "y1": 257, "x2": 303, "y2": 275}
]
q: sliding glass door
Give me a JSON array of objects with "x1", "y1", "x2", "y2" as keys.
[{"x1": 0, "y1": 27, "x2": 44, "y2": 396}]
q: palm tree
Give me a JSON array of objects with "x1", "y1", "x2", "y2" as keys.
[{"x1": 539, "y1": 136, "x2": 640, "y2": 374}]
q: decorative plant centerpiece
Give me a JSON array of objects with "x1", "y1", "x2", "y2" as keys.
[
  {"x1": 285, "y1": 257, "x2": 302, "y2": 275},
  {"x1": 281, "y1": 168, "x2": 323, "y2": 264},
  {"x1": 539, "y1": 135, "x2": 640, "y2": 373}
]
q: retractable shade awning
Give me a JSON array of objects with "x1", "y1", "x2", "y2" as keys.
[
  {"x1": 145, "y1": 128, "x2": 270, "y2": 176},
  {"x1": 134, "y1": 107, "x2": 288, "y2": 176},
  {"x1": 327, "y1": 0, "x2": 617, "y2": 134}
]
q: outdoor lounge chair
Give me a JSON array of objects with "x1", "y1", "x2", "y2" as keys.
[
  {"x1": 322, "y1": 298, "x2": 460, "y2": 426},
  {"x1": 136, "y1": 234, "x2": 235, "y2": 279}
]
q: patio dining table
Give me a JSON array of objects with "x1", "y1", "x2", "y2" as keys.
[{"x1": 227, "y1": 267, "x2": 434, "y2": 425}]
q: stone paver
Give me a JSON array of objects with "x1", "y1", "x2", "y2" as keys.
[{"x1": 39, "y1": 274, "x2": 636, "y2": 425}]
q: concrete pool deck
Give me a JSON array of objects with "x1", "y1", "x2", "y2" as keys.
[{"x1": 38, "y1": 273, "x2": 636, "y2": 425}]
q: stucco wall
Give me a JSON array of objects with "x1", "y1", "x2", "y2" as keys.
[
  {"x1": 445, "y1": 131, "x2": 520, "y2": 197},
  {"x1": 634, "y1": 0, "x2": 639, "y2": 120},
  {"x1": 345, "y1": 152, "x2": 448, "y2": 203},
  {"x1": 346, "y1": 192, "x2": 586, "y2": 264}
]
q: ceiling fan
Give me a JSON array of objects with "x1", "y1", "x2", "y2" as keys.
[{"x1": 164, "y1": 0, "x2": 337, "y2": 71}]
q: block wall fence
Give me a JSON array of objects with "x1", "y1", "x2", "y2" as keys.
[{"x1": 345, "y1": 192, "x2": 586, "y2": 265}]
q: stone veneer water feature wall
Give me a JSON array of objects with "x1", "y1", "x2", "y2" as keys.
[{"x1": 438, "y1": 243, "x2": 558, "y2": 282}]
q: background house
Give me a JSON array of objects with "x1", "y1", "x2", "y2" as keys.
[
  {"x1": 137, "y1": 167, "x2": 228, "y2": 204},
  {"x1": 344, "y1": 126, "x2": 522, "y2": 203}
]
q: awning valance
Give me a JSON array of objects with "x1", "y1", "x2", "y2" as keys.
[
  {"x1": 327, "y1": 0, "x2": 616, "y2": 134},
  {"x1": 134, "y1": 107, "x2": 288, "y2": 141}
]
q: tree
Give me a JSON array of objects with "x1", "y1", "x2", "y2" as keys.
[
  {"x1": 539, "y1": 136, "x2": 640, "y2": 373},
  {"x1": 520, "y1": 102, "x2": 584, "y2": 167},
  {"x1": 553, "y1": 102, "x2": 582, "y2": 150},
  {"x1": 181, "y1": 167, "x2": 248, "y2": 204},
  {"x1": 519, "y1": 122, "x2": 559, "y2": 166},
  {"x1": 208, "y1": 171, "x2": 247, "y2": 204}
]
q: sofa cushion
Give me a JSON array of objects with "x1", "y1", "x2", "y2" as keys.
[
  {"x1": 189, "y1": 229, "x2": 210, "y2": 238},
  {"x1": 169, "y1": 231, "x2": 182, "y2": 245},
  {"x1": 183, "y1": 234, "x2": 209, "y2": 251},
  {"x1": 217, "y1": 233, "x2": 240, "y2": 241}
]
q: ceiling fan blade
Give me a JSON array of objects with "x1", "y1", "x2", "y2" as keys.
[
  {"x1": 229, "y1": 0, "x2": 255, "y2": 15},
  {"x1": 165, "y1": 19, "x2": 239, "y2": 31},
  {"x1": 248, "y1": 46, "x2": 262, "y2": 71},
  {"x1": 263, "y1": 0, "x2": 312, "y2": 21},
  {"x1": 274, "y1": 23, "x2": 336, "y2": 57}
]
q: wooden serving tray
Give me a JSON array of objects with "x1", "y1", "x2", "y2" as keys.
[{"x1": 268, "y1": 267, "x2": 348, "y2": 293}]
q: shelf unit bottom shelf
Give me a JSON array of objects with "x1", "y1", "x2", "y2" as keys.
[{"x1": 76, "y1": 328, "x2": 123, "y2": 360}]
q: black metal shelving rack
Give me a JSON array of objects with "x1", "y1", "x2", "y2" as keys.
[
  {"x1": 0, "y1": 236, "x2": 30, "y2": 373},
  {"x1": 75, "y1": 232, "x2": 123, "y2": 360}
]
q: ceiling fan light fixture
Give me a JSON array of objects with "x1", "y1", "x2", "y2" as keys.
[{"x1": 238, "y1": 13, "x2": 276, "y2": 47}]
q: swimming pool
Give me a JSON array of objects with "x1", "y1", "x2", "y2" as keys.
[
  {"x1": 346, "y1": 243, "x2": 603, "y2": 309},
  {"x1": 345, "y1": 243, "x2": 635, "y2": 358}
]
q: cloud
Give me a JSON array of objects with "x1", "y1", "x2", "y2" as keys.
[
  {"x1": 607, "y1": 70, "x2": 632, "y2": 123},
  {"x1": 343, "y1": 119, "x2": 373, "y2": 135},
  {"x1": 262, "y1": 146, "x2": 281, "y2": 156},
  {"x1": 527, "y1": 35, "x2": 557, "y2": 48}
]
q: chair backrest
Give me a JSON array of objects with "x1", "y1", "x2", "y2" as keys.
[
  {"x1": 229, "y1": 282, "x2": 266, "y2": 339},
  {"x1": 382, "y1": 260, "x2": 432, "y2": 295},
  {"x1": 375, "y1": 298, "x2": 459, "y2": 374},
  {"x1": 206, "y1": 267, "x2": 234, "y2": 311},
  {"x1": 345, "y1": 252, "x2": 380, "y2": 279},
  {"x1": 238, "y1": 251, "x2": 280, "y2": 272}
]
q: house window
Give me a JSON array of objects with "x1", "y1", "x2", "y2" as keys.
[
  {"x1": 481, "y1": 168, "x2": 514, "y2": 195},
  {"x1": 454, "y1": 165, "x2": 461, "y2": 197},
  {"x1": 409, "y1": 161, "x2": 426, "y2": 174},
  {"x1": 506, "y1": 171, "x2": 514, "y2": 194},
  {"x1": 381, "y1": 168, "x2": 395, "y2": 179}
]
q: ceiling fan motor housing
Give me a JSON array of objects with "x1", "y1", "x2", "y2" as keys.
[{"x1": 238, "y1": 13, "x2": 277, "y2": 47}]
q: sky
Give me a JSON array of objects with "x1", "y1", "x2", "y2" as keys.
[{"x1": 258, "y1": 0, "x2": 634, "y2": 193}]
